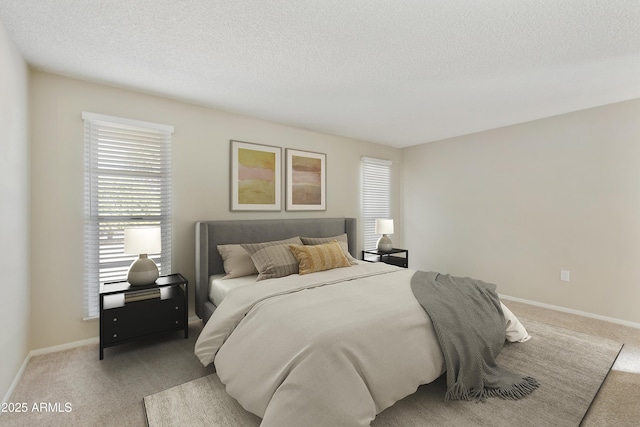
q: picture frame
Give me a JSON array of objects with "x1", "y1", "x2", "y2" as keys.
[
  {"x1": 286, "y1": 149, "x2": 326, "y2": 211},
  {"x1": 230, "y1": 140, "x2": 282, "y2": 211}
]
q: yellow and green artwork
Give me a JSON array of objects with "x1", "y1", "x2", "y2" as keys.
[
  {"x1": 231, "y1": 140, "x2": 281, "y2": 211},
  {"x1": 238, "y1": 148, "x2": 276, "y2": 204}
]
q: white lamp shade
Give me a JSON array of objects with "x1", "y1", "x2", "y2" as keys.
[
  {"x1": 124, "y1": 227, "x2": 161, "y2": 255},
  {"x1": 375, "y1": 219, "x2": 394, "y2": 235}
]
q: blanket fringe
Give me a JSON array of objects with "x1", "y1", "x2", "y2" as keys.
[{"x1": 445, "y1": 377, "x2": 540, "y2": 402}]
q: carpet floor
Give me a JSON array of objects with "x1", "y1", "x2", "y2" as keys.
[
  {"x1": 2, "y1": 301, "x2": 639, "y2": 426},
  {"x1": 144, "y1": 319, "x2": 622, "y2": 427}
]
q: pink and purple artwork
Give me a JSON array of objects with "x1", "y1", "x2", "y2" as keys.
[
  {"x1": 291, "y1": 155, "x2": 321, "y2": 205},
  {"x1": 286, "y1": 149, "x2": 325, "y2": 211}
]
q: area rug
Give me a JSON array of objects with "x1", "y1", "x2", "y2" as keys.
[{"x1": 144, "y1": 319, "x2": 622, "y2": 427}]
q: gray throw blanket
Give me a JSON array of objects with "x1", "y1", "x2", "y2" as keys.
[{"x1": 411, "y1": 271, "x2": 539, "y2": 401}]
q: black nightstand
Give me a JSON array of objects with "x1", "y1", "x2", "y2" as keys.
[
  {"x1": 362, "y1": 248, "x2": 409, "y2": 268},
  {"x1": 99, "y1": 273, "x2": 188, "y2": 360}
]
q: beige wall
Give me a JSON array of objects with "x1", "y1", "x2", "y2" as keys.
[
  {"x1": 30, "y1": 64, "x2": 638, "y2": 351},
  {"x1": 402, "y1": 99, "x2": 640, "y2": 324},
  {"x1": 0, "y1": 21, "x2": 29, "y2": 400},
  {"x1": 29, "y1": 70, "x2": 402, "y2": 350}
]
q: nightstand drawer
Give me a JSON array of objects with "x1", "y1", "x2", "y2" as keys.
[
  {"x1": 383, "y1": 255, "x2": 408, "y2": 268},
  {"x1": 102, "y1": 295, "x2": 185, "y2": 345}
]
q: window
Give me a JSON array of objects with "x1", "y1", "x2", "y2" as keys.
[
  {"x1": 361, "y1": 157, "x2": 392, "y2": 251},
  {"x1": 83, "y1": 113, "x2": 173, "y2": 319}
]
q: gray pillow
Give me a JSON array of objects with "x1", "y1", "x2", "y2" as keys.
[
  {"x1": 300, "y1": 234, "x2": 357, "y2": 265},
  {"x1": 242, "y1": 236, "x2": 303, "y2": 281}
]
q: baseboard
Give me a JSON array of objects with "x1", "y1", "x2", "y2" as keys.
[
  {"x1": 1, "y1": 353, "x2": 30, "y2": 406},
  {"x1": 500, "y1": 294, "x2": 640, "y2": 330},
  {"x1": 31, "y1": 317, "x2": 203, "y2": 357},
  {"x1": 29, "y1": 337, "x2": 99, "y2": 357}
]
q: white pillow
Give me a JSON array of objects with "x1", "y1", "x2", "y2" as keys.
[
  {"x1": 217, "y1": 244, "x2": 258, "y2": 279},
  {"x1": 501, "y1": 302, "x2": 531, "y2": 342}
]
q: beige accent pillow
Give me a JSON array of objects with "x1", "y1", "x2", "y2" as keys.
[
  {"x1": 289, "y1": 240, "x2": 352, "y2": 275},
  {"x1": 300, "y1": 233, "x2": 358, "y2": 265},
  {"x1": 242, "y1": 237, "x2": 303, "y2": 281},
  {"x1": 217, "y1": 244, "x2": 258, "y2": 279}
]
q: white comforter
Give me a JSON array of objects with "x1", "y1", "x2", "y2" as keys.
[{"x1": 194, "y1": 262, "x2": 529, "y2": 426}]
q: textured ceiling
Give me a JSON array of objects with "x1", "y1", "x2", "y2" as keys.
[{"x1": 1, "y1": 1, "x2": 638, "y2": 147}]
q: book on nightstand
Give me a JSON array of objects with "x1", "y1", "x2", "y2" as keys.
[{"x1": 124, "y1": 288, "x2": 161, "y2": 303}]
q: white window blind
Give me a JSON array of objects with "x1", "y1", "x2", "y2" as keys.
[
  {"x1": 83, "y1": 113, "x2": 173, "y2": 319},
  {"x1": 361, "y1": 157, "x2": 392, "y2": 251}
]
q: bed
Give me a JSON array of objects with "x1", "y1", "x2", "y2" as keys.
[
  {"x1": 195, "y1": 217, "x2": 357, "y2": 323},
  {"x1": 194, "y1": 217, "x2": 531, "y2": 426}
]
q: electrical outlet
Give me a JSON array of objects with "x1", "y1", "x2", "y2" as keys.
[{"x1": 560, "y1": 270, "x2": 570, "y2": 282}]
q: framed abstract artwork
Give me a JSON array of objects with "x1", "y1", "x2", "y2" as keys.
[
  {"x1": 286, "y1": 149, "x2": 326, "y2": 211},
  {"x1": 230, "y1": 140, "x2": 281, "y2": 211}
]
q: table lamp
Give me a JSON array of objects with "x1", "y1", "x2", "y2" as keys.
[
  {"x1": 124, "y1": 226, "x2": 161, "y2": 286},
  {"x1": 375, "y1": 219, "x2": 394, "y2": 252}
]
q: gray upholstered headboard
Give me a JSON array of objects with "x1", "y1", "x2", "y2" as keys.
[{"x1": 195, "y1": 217, "x2": 357, "y2": 323}]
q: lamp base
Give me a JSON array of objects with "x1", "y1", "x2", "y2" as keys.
[
  {"x1": 376, "y1": 235, "x2": 393, "y2": 252},
  {"x1": 127, "y1": 254, "x2": 159, "y2": 286}
]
